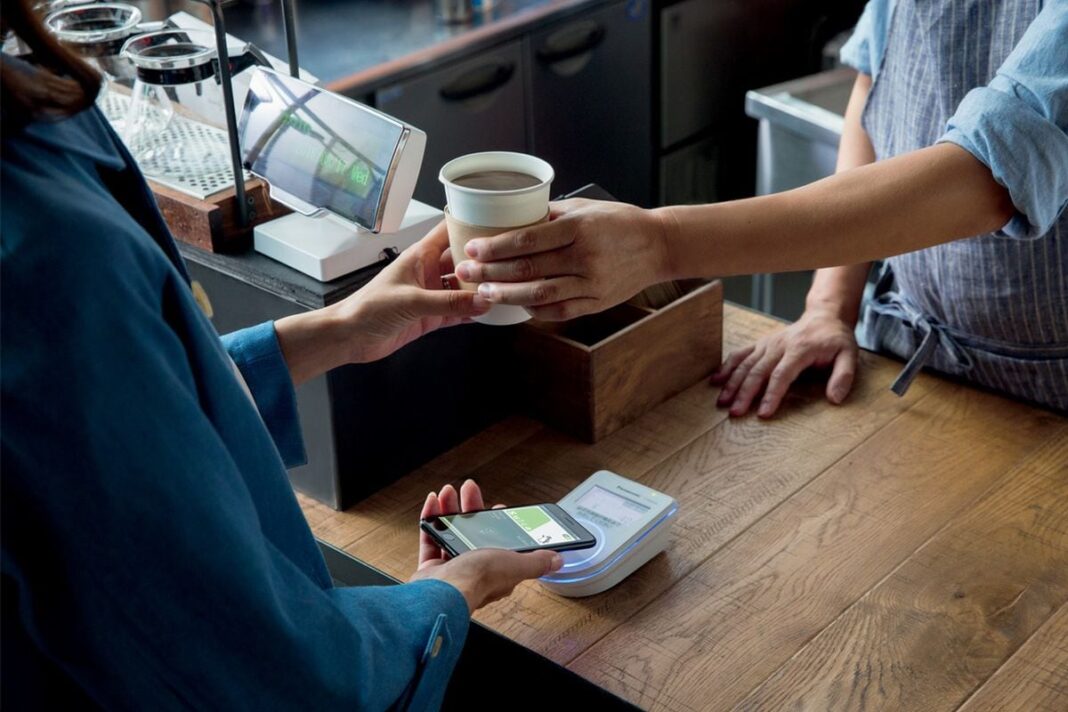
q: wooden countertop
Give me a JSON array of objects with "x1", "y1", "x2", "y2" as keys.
[{"x1": 298, "y1": 303, "x2": 1068, "y2": 711}]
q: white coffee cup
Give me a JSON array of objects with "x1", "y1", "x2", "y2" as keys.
[{"x1": 439, "y1": 152, "x2": 554, "y2": 326}]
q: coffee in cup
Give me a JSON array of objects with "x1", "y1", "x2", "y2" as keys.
[
  {"x1": 451, "y1": 170, "x2": 543, "y2": 191},
  {"x1": 439, "y1": 152, "x2": 554, "y2": 326}
]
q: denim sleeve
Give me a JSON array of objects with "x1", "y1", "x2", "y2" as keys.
[
  {"x1": 939, "y1": 2, "x2": 1068, "y2": 239},
  {"x1": 331, "y1": 580, "x2": 471, "y2": 711},
  {"x1": 221, "y1": 321, "x2": 307, "y2": 467},
  {"x1": 839, "y1": 0, "x2": 894, "y2": 78}
]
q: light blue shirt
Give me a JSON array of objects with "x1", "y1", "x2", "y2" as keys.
[{"x1": 841, "y1": 0, "x2": 1068, "y2": 239}]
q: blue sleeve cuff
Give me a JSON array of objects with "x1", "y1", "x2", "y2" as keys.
[
  {"x1": 221, "y1": 322, "x2": 307, "y2": 468},
  {"x1": 330, "y1": 579, "x2": 471, "y2": 711},
  {"x1": 390, "y1": 580, "x2": 471, "y2": 712},
  {"x1": 839, "y1": 0, "x2": 891, "y2": 78},
  {"x1": 940, "y1": 81, "x2": 1068, "y2": 240}
]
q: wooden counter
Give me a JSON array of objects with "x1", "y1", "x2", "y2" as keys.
[{"x1": 299, "y1": 304, "x2": 1068, "y2": 711}]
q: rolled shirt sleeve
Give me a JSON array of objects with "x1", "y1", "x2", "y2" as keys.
[
  {"x1": 222, "y1": 321, "x2": 307, "y2": 468},
  {"x1": 939, "y1": 2, "x2": 1068, "y2": 239},
  {"x1": 839, "y1": 0, "x2": 894, "y2": 78}
]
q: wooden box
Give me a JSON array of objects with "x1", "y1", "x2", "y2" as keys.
[
  {"x1": 150, "y1": 177, "x2": 290, "y2": 254},
  {"x1": 515, "y1": 280, "x2": 723, "y2": 442}
]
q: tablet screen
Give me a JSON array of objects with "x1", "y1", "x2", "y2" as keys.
[{"x1": 238, "y1": 69, "x2": 404, "y2": 229}]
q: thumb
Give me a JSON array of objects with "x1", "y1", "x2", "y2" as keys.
[
  {"x1": 497, "y1": 549, "x2": 564, "y2": 582},
  {"x1": 826, "y1": 347, "x2": 857, "y2": 404},
  {"x1": 510, "y1": 550, "x2": 563, "y2": 580}
]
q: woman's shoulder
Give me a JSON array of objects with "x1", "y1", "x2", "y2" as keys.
[{"x1": 2, "y1": 111, "x2": 173, "y2": 286}]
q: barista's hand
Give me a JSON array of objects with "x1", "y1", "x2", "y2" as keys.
[
  {"x1": 411, "y1": 480, "x2": 563, "y2": 614},
  {"x1": 453, "y1": 198, "x2": 671, "y2": 320},
  {"x1": 712, "y1": 306, "x2": 858, "y2": 418}
]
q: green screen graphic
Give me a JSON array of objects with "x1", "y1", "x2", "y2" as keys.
[
  {"x1": 442, "y1": 506, "x2": 575, "y2": 551},
  {"x1": 506, "y1": 506, "x2": 551, "y2": 531}
]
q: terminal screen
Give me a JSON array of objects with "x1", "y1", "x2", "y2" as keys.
[
  {"x1": 238, "y1": 69, "x2": 404, "y2": 230},
  {"x1": 574, "y1": 486, "x2": 649, "y2": 529}
]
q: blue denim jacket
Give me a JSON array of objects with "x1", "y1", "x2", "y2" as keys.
[{"x1": 1, "y1": 78, "x2": 467, "y2": 709}]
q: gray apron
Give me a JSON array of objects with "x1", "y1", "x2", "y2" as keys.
[{"x1": 858, "y1": 0, "x2": 1068, "y2": 412}]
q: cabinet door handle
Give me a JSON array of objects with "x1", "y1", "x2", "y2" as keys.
[
  {"x1": 438, "y1": 62, "x2": 516, "y2": 102},
  {"x1": 536, "y1": 21, "x2": 605, "y2": 65}
]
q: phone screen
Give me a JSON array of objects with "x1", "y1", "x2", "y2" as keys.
[{"x1": 434, "y1": 506, "x2": 581, "y2": 551}]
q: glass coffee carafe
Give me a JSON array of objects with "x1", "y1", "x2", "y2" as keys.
[
  {"x1": 120, "y1": 28, "x2": 268, "y2": 182},
  {"x1": 44, "y1": 2, "x2": 159, "y2": 123}
]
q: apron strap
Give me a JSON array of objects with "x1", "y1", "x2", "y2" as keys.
[{"x1": 868, "y1": 291, "x2": 974, "y2": 396}]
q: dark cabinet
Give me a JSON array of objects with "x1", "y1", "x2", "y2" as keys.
[
  {"x1": 376, "y1": 40, "x2": 528, "y2": 206},
  {"x1": 528, "y1": 0, "x2": 652, "y2": 206},
  {"x1": 374, "y1": 1, "x2": 654, "y2": 209},
  {"x1": 660, "y1": 0, "x2": 750, "y2": 149}
]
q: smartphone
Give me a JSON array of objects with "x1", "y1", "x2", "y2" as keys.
[{"x1": 421, "y1": 504, "x2": 597, "y2": 556}]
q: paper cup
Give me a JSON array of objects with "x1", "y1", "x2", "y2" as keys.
[
  {"x1": 440, "y1": 151, "x2": 554, "y2": 326},
  {"x1": 439, "y1": 152, "x2": 554, "y2": 228},
  {"x1": 444, "y1": 208, "x2": 549, "y2": 325}
]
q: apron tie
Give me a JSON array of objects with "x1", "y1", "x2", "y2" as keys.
[{"x1": 868, "y1": 291, "x2": 974, "y2": 396}]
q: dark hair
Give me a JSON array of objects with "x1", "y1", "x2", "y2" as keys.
[{"x1": 1, "y1": 0, "x2": 100, "y2": 130}]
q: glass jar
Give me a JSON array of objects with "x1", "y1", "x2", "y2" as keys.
[
  {"x1": 44, "y1": 2, "x2": 156, "y2": 124},
  {"x1": 120, "y1": 28, "x2": 266, "y2": 182}
]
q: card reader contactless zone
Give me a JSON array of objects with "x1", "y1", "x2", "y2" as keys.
[{"x1": 539, "y1": 471, "x2": 678, "y2": 597}]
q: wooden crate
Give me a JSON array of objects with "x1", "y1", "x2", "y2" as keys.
[
  {"x1": 150, "y1": 177, "x2": 290, "y2": 253},
  {"x1": 515, "y1": 280, "x2": 723, "y2": 442}
]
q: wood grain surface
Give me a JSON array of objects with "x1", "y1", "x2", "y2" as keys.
[
  {"x1": 299, "y1": 304, "x2": 1067, "y2": 711},
  {"x1": 958, "y1": 603, "x2": 1068, "y2": 712}
]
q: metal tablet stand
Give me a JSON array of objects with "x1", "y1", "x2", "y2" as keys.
[{"x1": 192, "y1": 0, "x2": 300, "y2": 228}]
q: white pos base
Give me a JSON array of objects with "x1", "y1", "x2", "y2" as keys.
[
  {"x1": 539, "y1": 470, "x2": 678, "y2": 598},
  {"x1": 539, "y1": 517, "x2": 675, "y2": 597},
  {"x1": 254, "y1": 200, "x2": 442, "y2": 282}
]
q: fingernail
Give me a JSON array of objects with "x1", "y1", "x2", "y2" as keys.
[
  {"x1": 477, "y1": 283, "x2": 496, "y2": 300},
  {"x1": 456, "y1": 262, "x2": 472, "y2": 280},
  {"x1": 831, "y1": 387, "x2": 846, "y2": 403},
  {"x1": 472, "y1": 294, "x2": 491, "y2": 312},
  {"x1": 758, "y1": 401, "x2": 771, "y2": 418},
  {"x1": 549, "y1": 553, "x2": 564, "y2": 572},
  {"x1": 465, "y1": 241, "x2": 481, "y2": 259}
]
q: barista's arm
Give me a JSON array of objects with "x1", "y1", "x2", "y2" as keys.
[
  {"x1": 653, "y1": 142, "x2": 1012, "y2": 282},
  {"x1": 712, "y1": 72, "x2": 877, "y2": 417},
  {"x1": 456, "y1": 130, "x2": 1011, "y2": 318},
  {"x1": 803, "y1": 71, "x2": 878, "y2": 328}
]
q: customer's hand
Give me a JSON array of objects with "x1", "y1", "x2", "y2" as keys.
[
  {"x1": 453, "y1": 198, "x2": 671, "y2": 320},
  {"x1": 410, "y1": 480, "x2": 563, "y2": 614},
  {"x1": 712, "y1": 306, "x2": 858, "y2": 418},
  {"x1": 334, "y1": 221, "x2": 491, "y2": 363},
  {"x1": 275, "y1": 221, "x2": 491, "y2": 384}
]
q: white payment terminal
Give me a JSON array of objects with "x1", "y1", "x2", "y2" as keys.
[{"x1": 539, "y1": 471, "x2": 678, "y2": 597}]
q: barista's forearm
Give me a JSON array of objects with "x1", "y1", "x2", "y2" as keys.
[
  {"x1": 805, "y1": 265, "x2": 871, "y2": 325},
  {"x1": 654, "y1": 142, "x2": 1014, "y2": 281},
  {"x1": 803, "y1": 72, "x2": 876, "y2": 327}
]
